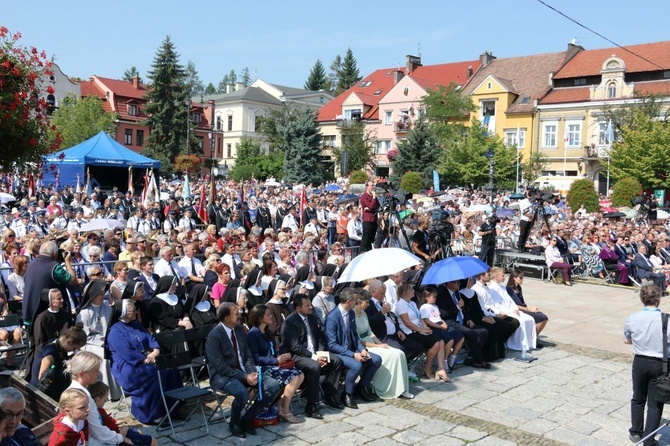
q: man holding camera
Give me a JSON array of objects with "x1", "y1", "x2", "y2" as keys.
[
  {"x1": 479, "y1": 215, "x2": 497, "y2": 267},
  {"x1": 360, "y1": 181, "x2": 380, "y2": 253}
]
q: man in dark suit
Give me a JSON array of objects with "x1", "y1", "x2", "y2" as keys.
[
  {"x1": 365, "y1": 282, "x2": 423, "y2": 362},
  {"x1": 633, "y1": 244, "x2": 666, "y2": 292},
  {"x1": 280, "y1": 294, "x2": 344, "y2": 419},
  {"x1": 437, "y1": 281, "x2": 490, "y2": 368},
  {"x1": 325, "y1": 288, "x2": 382, "y2": 409},
  {"x1": 205, "y1": 303, "x2": 281, "y2": 438}
]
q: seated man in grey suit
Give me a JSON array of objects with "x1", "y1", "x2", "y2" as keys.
[
  {"x1": 205, "y1": 303, "x2": 281, "y2": 438},
  {"x1": 633, "y1": 244, "x2": 666, "y2": 292}
]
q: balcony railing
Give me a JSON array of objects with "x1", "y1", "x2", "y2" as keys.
[
  {"x1": 394, "y1": 121, "x2": 410, "y2": 133},
  {"x1": 336, "y1": 118, "x2": 360, "y2": 129}
]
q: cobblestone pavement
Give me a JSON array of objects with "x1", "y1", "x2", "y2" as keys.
[{"x1": 111, "y1": 279, "x2": 670, "y2": 446}]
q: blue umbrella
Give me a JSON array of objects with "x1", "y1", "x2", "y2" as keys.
[
  {"x1": 324, "y1": 184, "x2": 342, "y2": 192},
  {"x1": 421, "y1": 256, "x2": 490, "y2": 285},
  {"x1": 335, "y1": 193, "x2": 359, "y2": 205},
  {"x1": 496, "y1": 208, "x2": 515, "y2": 218}
]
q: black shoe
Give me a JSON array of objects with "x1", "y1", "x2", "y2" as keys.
[
  {"x1": 240, "y1": 420, "x2": 257, "y2": 435},
  {"x1": 323, "y1": 395, "x2": 344, "y2": 410},
  {"x1": 229, "y1": 423, "x2": 246, "y2": 438},
  {"x1": 357, "y1": 386, "x2": 378, "y2": 402},
  {"x1": 535, "y1": 341, "x2": 545, "y2": 350},
  {"x1": 341, "y1": 393, "x2": 358, "y2": 409},
  {"x1": 305, "y1": 403, "x2": 324, "y2": 419}
]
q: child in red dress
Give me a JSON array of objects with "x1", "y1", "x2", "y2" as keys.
[{"x1": 49, "y1": 388, "x2": 89, "y2": 446}]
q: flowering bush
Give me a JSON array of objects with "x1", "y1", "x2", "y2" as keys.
[
  {"x1": 386, "y1": 148, "x2": 398, "y2": 161},
  {"x1": 0, "y1": 26, "x2": 61, "y2": 171},
  {"x1": 174, "y1": 154, "x2": 201, "y2": 173}
]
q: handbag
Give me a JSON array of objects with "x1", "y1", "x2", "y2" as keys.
[{"x1": 654, "y1": 313, "x2": 670, "y2": 404}]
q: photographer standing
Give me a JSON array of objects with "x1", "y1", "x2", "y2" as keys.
[
  {"x1": 412, "y1": 217, "x2": 432, "y2": 266},
  {"x1": 478, "y1": 215, "x2": 497, "y2": 267},
  {"x1": 624, "y1": 284, "x2": 666, "y2": 445},
  {"x1": 360, "y1": 181, "x2": 380, "y2": 253}
]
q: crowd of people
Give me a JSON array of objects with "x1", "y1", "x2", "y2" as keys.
[{"x1": 0, "y1": 174, "x2": 667, "y2": 441}]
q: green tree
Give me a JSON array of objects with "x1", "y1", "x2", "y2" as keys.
[
  {"x1": 143, "y1": 35, "x2": 188, "y2": 168},
  {"x1": 601, "y1": 93, "x2": 665, "y2": 137},
  {"x1": 332, "y1": 121, "x2": 374, "y2": 174},
  {"x1": 240, "y1": 67, "x2": 251, "y2": 87},
  {"x1": 256, "y1": 108, "x2": 287, "y2": 153},
  {"x1": 328, "y1": 55, "x2": 342, "y2": 94},
  {"x1": 204, "y1": 83, "x2": 216, "y2": 95},
  {"x1": 228, "y1": 69, "x2": 237, "y2": 86},
  {"x1": 567, "y1": 179, "x2": 600, "y2": 213},
  {"x1": 304, "y1": 60, "x2": 329, "y2": 91},
  {"x1": 522, "y1": 150, "x2": 549, "y2": 185},
  {"x1": 610, "y1": 109, "x2": 670, "y2": 189},
  {"x1": 438, "y1": 121, "x2": 516, "y2": 190},
  {"x1": 611, "y1": 177, "x2": 642, "y2": 207},
  {"x1": 230, "y1": 137, "x2": 284, "y2": 181},
  {"x1": 122, "y1": 66, "x2": 142, "y2": 84},
  {"x1": 400, "y1": 172, "x2": 424, "y2": 194},
  {"x1": 349, "y1": 170, "x2": 368, "y2": 184},
  {"x1": 422, "y1": 83, "x2": 475, "y2": 143},
  {"x1": 336, "y1": 48, "x2": 361, "y2": 95},
  {"x1": 184, "y1": 60, "x2": 204, "y2": 97},
  {"x1": 280, "y1": 107, "x2": 323, "y2": 184},
  {"x1": 217, "y1": 74, "x2": 230, "y2": 94},
  {"x1": 391, "y1": 119, "x2": 440, "y2": 188},
  {"x1": 50, "y1": 94, "x2": 117, "y2": 148}
]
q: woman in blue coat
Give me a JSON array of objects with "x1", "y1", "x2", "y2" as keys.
[{"x1": 107, "y1": 299, "x2": 181, "y2": 424}]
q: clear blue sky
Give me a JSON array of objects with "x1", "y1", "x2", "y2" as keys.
[{"x1": 4, "y1": 0, "x2": 670, "y2": 88}]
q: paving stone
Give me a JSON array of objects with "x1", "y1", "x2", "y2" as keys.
[
  {"x1": 449, "y1": 425, "x2": 487, "y2": 441},
  {"x1": 470, "y1": 436, "x2": 518, "y2": 446}
]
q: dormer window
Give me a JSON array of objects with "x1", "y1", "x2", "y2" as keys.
[
  {"x1": 128, "y1": 104, "x2": 138, "y2": 116},
  {"x1": 607, "y1": 82, "x2": 617, "y2": 98},
  {"x1": 193, "y1": 112, "x2": 202, "y2": 124}
]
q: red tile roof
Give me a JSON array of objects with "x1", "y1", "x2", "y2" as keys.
[
  {"x1": 554, "y1": 40, "x2": 670, "y2": 79},
  {"x1": 80, "y1": 80, "x2": 113, "y2": 113},
  {"x1": 94, "y1": 76, "x2": 148, "y2": 99},
  {"x1": 462, "y1": 51, "x2": 576, "y2": 113},
  {"x1": 317, "y1": 59, "x2": 480, "y2": 122},
  {"x1": 539, "y1": 87, "x2": 591, "y2": 104},
  {"x1": 635, "y1": 80, "x2": 670, "y2": 96}
]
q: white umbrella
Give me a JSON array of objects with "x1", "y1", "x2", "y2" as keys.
[
  {"x1": 265, "y1": 179, "x2": 281, "y2": 187},
  {"x1": 0, "y1": 193, "x2": 16, "y2": 204},
  {"x1": 338, "y1": 248, "x2": 422, "y2": 283},
  {"x1": 464, "y1": 204, "x2": 492, "y2": 213},
  {"x1": 438, "y1": 194, "x2": 457, "y2": 202},
  {"x1": 79, "y1": 219, "x2": 126, "y2": 232},
  {"x1": 656, "y1": 209, "x2": 670, "y2": 220},
  {"x1": 508, "y1": 198, "x2": 532, "y2": 211},
  {"x1": 447, "y1": 188, "x2": 465, "y2": 194}
]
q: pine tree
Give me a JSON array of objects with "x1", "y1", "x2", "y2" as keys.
[
  {"x1": 204, "y1": 83, "x2": 217, "y2": 95},
  {"x1": 122, "y1": 66, "x2": 142, "y2": 84},
  {"x1": 217, "y1": 74, "x2": 230, "y2": 93},
  {"x1": 328, "y1": 55, "x2": 342, "y2": 94},
  {"x1": 304, "y1": 60, "x2": 328, "y2": 91},
  {"x1": 143, "y1": 35, "x2": 188, "y2": 168},
  {"x1": 336, "y1": 48, "x2": 361, "y2": 94},
  {"x1": 241, "y1": 67, "x2": 251, "y2": 87},
  {"x1": 280, "y1": 107, "x2": 323, "y2": 184},
  {"x1": 228, "y1": 69, "x2": 237, "y2": 86},
  {"x1": 184, "y1": 60, "x2": 204, "y2": 97},
  {"x1": 391, "y1": 119, "x2": 440, "y2": 188}
]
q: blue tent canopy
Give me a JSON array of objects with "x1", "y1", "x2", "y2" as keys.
[{"x1": 42, "y1": 132, "x2": 160, "y2": 187}]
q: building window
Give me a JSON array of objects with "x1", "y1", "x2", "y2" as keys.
[
  {"x1": 607, "y1": 82, "x2": 617, "y2": 98},
  {"x1": 344, "y1": 109, "x2": 362, "y2": 121},
  {"x1": 254, "y1": 115, "x2": 260, "y2": 132},
  {"x1": 504, "y1": 129, "x2": 526, "y2": 148},
  {"x1": 193, "y1": 112, "x2": 202, "y2": 124},
  {"x1": 374, "y1": 140, "x2": 392, "y2": 155},
  {"x1": 566, "y1": 121, "x2": 581, "y2": 147},
  {"x1": 217, "y1": 138, "x2": 222, "y2": 157},
  {"x1": 136, "y1": 130, "x2": 144, "y2": 146},
  {"x1": 481, "y1": 100, "x2": 495, "y2": 118},
  {"x1": 226, "y1": 143, "x2": 232, "y2": 158},
  {"x1": 196, "y1": 137, "x2": 203, "y2": 151},
  {"x1": 597, "y1": 121, "x2": 608, "y2": 145},
  {"x1": 227, "y1": 115, "x2": 233, "y2": 131},
  {"x1": 322, "y1": 135, "x2": 336, "y2": 148},
  {"x1": 542, "y1": 122, "x2": 558, "y2": 148},
  {"x1": 574, "y1": 78, "x2": 586, "y2": 86},
  {"x1": 216, "y1": 116, "x2": 222, "y2": 131},
  {"x1": 384, "y1": 111, "x2": 393, "y2": 125},
  {"x1": 124, "y1": 129, "x2": 132, "y2": 145},
  {"x1": 128, "y1": 104, "x2": 138, "y2": 116}
]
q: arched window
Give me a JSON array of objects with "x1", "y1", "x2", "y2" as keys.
[{"x1": 607, "y1": 82, "x2": 617, "y2": 98}]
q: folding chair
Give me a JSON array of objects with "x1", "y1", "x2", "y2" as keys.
[
  {"x1": 155, "y1": 351, "x2": 213, "y2": 441},
  {"x1": 153, "y1": 329, "x2": 187, "y2": 352},
  {"x1": 183, "y1": 325, "x2": 214, "y2": 384},
  {"x1": 547, "y1": 268, "x2": 562, "y2": 284},
  {"x1": 197, "y1": 355, "x2": 229, "y2": 422},
  {"x1": 0, "y1": 314, "x2": 28, "y2": 370}
]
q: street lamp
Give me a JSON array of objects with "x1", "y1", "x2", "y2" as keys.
[
  {"x1": 484, "y1": 147, "x2": 496, "y2": 204},
  {"x1": 185, "y1": 96, "x2": 191, "y2": 154}
]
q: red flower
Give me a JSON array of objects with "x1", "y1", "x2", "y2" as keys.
[
  {"x1": 29, "y1": 138, "x2": 36, "y2": 148},
  {"x1": 0, "y1": 27, "x2": 7, "y2": 37},
  {"x1": 46, "y1": 85, "x2": 54, "y2": 94}
]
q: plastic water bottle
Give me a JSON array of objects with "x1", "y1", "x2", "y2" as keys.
[{"x1": 520, "y1": 343, "x2": 528, "y2": 360}]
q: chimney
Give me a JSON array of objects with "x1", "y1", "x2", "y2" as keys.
[
  {"x1": 226, "y1": 84, "x2": 231, "y2": 94},
  {"x1": 548, "y1": 71, "x2": 554, "y2": 86},
  {"x1": 393, "y1": 70, "x2": 404, "y2": 85},
  {"x1": 479, "y1": 51, "x2": 496, "y2": 68},
  {"x1": 132, "y1": 75, "x2": 140, "y2": 89},
  {"x1": 235, "y1": 82, "x2": 245, "y2": 91},
  {"x1": 466, "y1": 65, "x2": 473, "y2": 78},
  {"x1": 406, "y1": 55, "x2": 422, "y2": 74}
]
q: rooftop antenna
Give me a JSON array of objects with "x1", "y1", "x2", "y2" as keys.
[{"x1": 417, "y1": 42, "x2": 421, "y2": 58}]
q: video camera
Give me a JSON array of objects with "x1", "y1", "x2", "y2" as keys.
[
  {"x1": 427, "y1": 207, "x2": 455, "y2": 241},
  {"x1": 527, "y1": 187, "x2": 554, "y2": 204}
]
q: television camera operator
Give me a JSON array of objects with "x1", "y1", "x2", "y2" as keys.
[
  {"x1": 412, "y1": 216, "x2": 434, "y2": 267},
  {"x1": 478, "y1": 214, "x2": 498, "y2": 267}
]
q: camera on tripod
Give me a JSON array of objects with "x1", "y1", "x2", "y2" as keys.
[
  {"x1": 487, "y1": 214, "x2": 500, "y2": 226},
  {"x1": 527, "y1": 187, "x2": 554, "y2": 204},
  {"x1": 428, "y1": 208, "x2": 455, "y2": 239}
]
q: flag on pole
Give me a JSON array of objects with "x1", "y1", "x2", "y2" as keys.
[
  {"x1": 197, "y1": 184, "x2": 208, "y2": 224},
  {"x1": 141, "y1": 169, "x2": 149, "y2": 205},
  {"x1": 55, "y1": 168, "x2": 60, "y2": 189},
  {"x1": 299, "y1": 187, "x2": 307, "y2": 228},
  {"x1": 142, "y1": 169, "x2": 158, "y2": 209},
  {"x1": 183, "y1": 174, "x2": 191, "y2": 199},
  {"x1": 27, "y1": 174, "x2": 35, "y2": 198},
  {"x1": 237, "y1": 181, "x2": 244, "y2": 204},
  {"x1": 86, "y1": 168, "x2": 92, "y2": 196},
  {"x1": 75, "y1": 174, "x2": 82, "y2": 194},
  {"x1": 128, "y1": 166, "x2": 134, "y2": 195},
  {"x1": 605, "y1": 119, "x2": 614, "y2": 144}
]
